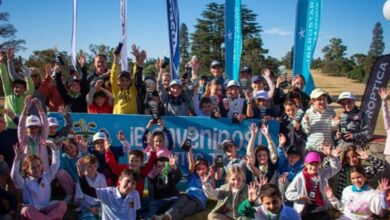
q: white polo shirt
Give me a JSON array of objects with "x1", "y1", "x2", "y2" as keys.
[
  {"x1": 96, "y1": 187, "x2": 140, "y2": 220},
  {"x1": 75, "y1": 172, "x2": 107, "y2": 207}
]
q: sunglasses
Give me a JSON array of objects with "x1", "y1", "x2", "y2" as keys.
[
  {"x1": 31, "y1": 75, "x2": 40, "y2": 78},
  {"x1": 28, "y1": 126, "x2": 40, "y2": 129}
]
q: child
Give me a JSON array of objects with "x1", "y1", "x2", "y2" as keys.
[
  {"x1": 279, "y1": 100, "x2": 306, "y2": 151},
  {"x1": 161, "y1": 148, "x2": 212, "y2": 220},
  {"x1": 332, "y1": 146, "x2": 385, "y2": 199},
  {"x1": 194, "y1": 96, "x2": 219, "y2": 117},
  {"x1": 0, "y1": 60, "x2": 34, "y2": 128},
  {"x1": 54, "y1": 63, "x2": 89, "y2": 113},
  {"x1": 78, "y1": 168, "x2": 140, "y2": 220},
  {"x1": 246, "y1": 123, "x2": 278, "y2": 184},
  {"x1": 104, "y1": 138, "x2": 157, "y2": 198},
  {"x1": 56, "y1": 136, "x2": 89, "y2": 204},
  {"x1": 277, "y1": 135, "x2": 304, "y2": 203},
  {"x1": 325, "y1": 166, "x2": 389, "y2": 220},
  {"x1": 88, "y1": 132, "x2": 117, "y2": 186},
  {"x1": 238, "y1": 183, "x2": 301, "y2": 219},
  {"x1": 285, "y1": 145, "x2": 342, "y2": 220},
  {"x1": 145, "y1": 155, "x2": 182, "y2": 218},
  {"x1": 247, "y1": 90, "x2": 274, "y2": 121},
  {"x1": 48, "y1": 105, "x2": 73, "y2": 143},
  {"x1": 202, "y1": 166, "x2": 248, "y2": 220},
  {"x1": 142, "y1": 118, "x2": 173, "y2": 160},
  {"x1": 335, "y1": 91, "x2": 371, "y2": 148},
  {"x1": 11, "y1": 141, "x2": 67, "y2": 220},
  {"x1": 301, "y1": 88, "x2": 337, "y2": 151},
  {"x1": 75, "y1": 154, "x2": 107, "y2": 220},
  {"x1": 379, "y1": 87, "x2": 390, "y2": 164},
  {"x1": 86, "y1": 79, "x2": 113, "y2": 113},
  {"x1": 221, "y1": 80, "x2": 248, "y2": 121},
  {"x1": 159, "y1": 79, "x2": 194, "y2": 116},
  {"x1": 18, "y1": 96, "x2": 50, "y2": 171},
  {"x1": 111, "y1": 45, "x2": 144, "y2": 114}
]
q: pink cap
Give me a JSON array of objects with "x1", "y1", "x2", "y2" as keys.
[{"x1": 304, "y1": 151, "x2": 321, "y2": 164}]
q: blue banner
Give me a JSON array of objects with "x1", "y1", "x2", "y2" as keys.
[
  {"x1": 292, "y1": 0, "x2": 322, "y2": 95},
  {"x1": 166, "y1": 0, "x2": 180, "y2": 79},
  {"x1": 49, "y1": 113, "x2": 279, "y2": 177},
  {"x1": 225, "y1": 0, "x2": 242, "y2": 81}
]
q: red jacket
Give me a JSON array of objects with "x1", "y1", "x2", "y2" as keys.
[{"x1": 105, "y1": 150, "x2": 157, "y2": 198}]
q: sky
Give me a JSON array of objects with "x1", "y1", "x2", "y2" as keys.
[{"x1": 2, "y1": 0, "x2": 390, "y2": 61}]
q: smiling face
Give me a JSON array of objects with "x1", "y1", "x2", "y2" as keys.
[
  {"x1": 195, "y1": 163, "x2": 208, "y2": 178},
  {"x1": 305, "y1": 162, "x2": 321, "y2": 175},
  {"x1": 13, "y1": 83, "x2": 26, "y2": 96},
  {"x1": 345, "y1": 150, "x2": 360, "y2": 167},
  {"x1": 128, "y1": 155, "x2": 142, "y2": 170},
  {"x1": 62, "y1": 142, "x2": 78, "y2": 158},
  {"x1": 169, "y1": 84, "x2": 182, "y2": 97},
  {"x1": 256, "y1": 150, "x2": 269, "y2": 165},
  {"x1": 284, "y1": 105, "x2": 297, "y2": 119},
  {"x1": 227, "y1": 86, "x2": 240, "y2": 98},
  {"x1": 85, "y1": 163, "x2": 98, "y2": 178},
  {"x1": 118, "y1": 176, "x2": 137, "y2": 196},
  {"x1": 27, "y1": 126, "x2": 41, "y2": 136},
  {"x1": 350, "y1": 171, "x2": 367, "y2": 189},
  {"x1": 339, "y1": 98, "x2": 355, "y2": 112},
  {"x1": 262, "y1": 196, "x2": 282, "y2": 214},
  {"x1": 94, "y1": 55, "x2": 107, "y2": 75},
  {"x1": 229, "y1": 173, "x2": 244, "y2": 190},
  {"x1": 312, "y1": 95, "x2": 327, "y2": 111},
  {"x1": 93, "y1": 139, "x2": 105, "y2": 152},
  {"x1": 27, "y1": 159, "x2": 43, "y2": 178},
  {"x1": 153, "y1": 135, "x2": 165, "y2": 149}
]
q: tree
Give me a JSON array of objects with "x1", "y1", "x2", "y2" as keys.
[
  {"x1": 367, "y1": 22, "x2": 384, "y2": 58},
  {"x1": 179, "y1": 23, "x2": 190, "y2": 71},
  {"x1": 280, "y1": 46, "x2": 294, "y2": 70},
  {"x1": 25, "y1": 49, "x2": 71, "y2": 77},
  {"x1": 0, "y1": 2, "x2": 25, "y2": 52},
  {"x1": 191, "y1": 3, "x2": 267, "y2": 75},
  {"x1": 321, "y1": 38, "x2": 349, "y2": 76}
]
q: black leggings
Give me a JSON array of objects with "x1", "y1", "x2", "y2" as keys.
[{"x1": 165, "y1": 194, "x2": 203, "y2": 220}]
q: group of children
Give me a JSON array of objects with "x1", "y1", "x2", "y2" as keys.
[{"x1": 0, "y1": 46, "x2": 389, "y2": 220}]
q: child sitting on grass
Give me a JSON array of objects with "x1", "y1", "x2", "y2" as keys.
[
  {"x1": 78, "y1": 168, "x2": 140, "y2": 220},
  {"x1": 238, "y1": 183, "x2": 301, "y2": 219},
  {"x1": 11, "y1": 141, "x2": 67, "y2": 220},
  {"x1": 75, "y1": 154, "x2": 107, "y2": 220}
]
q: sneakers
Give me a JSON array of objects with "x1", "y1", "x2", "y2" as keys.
[
  {"x1": 151, "y1": 214, "x2": 171, "y2": 220},
  {"x1": 64, "y1": 194, "x2": 74, "y2": 205}
]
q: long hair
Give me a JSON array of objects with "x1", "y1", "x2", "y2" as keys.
[{"x1": 225, "y1": 165, "x2": 246, "y2": 184}]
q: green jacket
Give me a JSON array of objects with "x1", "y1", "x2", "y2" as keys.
[
  {"x1": 237, "y1": 199, "x2": 256, "y2": 219},
  {"x1": 206, "y1": 183, "x2": 248, "y2": 219},
  {"x1": 0, "y1": 64, "x2": 34, "y2": 128}
]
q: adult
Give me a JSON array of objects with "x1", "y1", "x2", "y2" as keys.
[
  {"x1": 86, "y1": 53, "x2": 109, "y2": 89},
  {"x1": 274, "y1": 74, "x2": 310, "y2": 111},
  {"x1": 209, "y1": 60, "x2": 226, "y2": 90},
  {"x1": 239, "y1": 66, "x2": 252, "y2": 90}
]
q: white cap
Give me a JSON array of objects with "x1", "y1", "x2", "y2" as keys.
[
  {"x1": 226, "y1": 80, "x2": 240, "y2": 89},
  {"x1": 310, "y1": 88, "x2": 329, "y2": 99},
  {"x1": 337, "y1": 91, "x2": 355, "y2": 103},
  {"x1": 169, "y1": 79, "x2": 182, "y2": 87},
  {"x1": 26, "y1": 115, "x2": 42, "y2": 127},
  {"x1": 255, "y1": 90, "x2": 269, "y2": 100},
  {"x1": 48, "y1": 117, "x2": 59, "y2": 127},
  {"x1": 93, "y1": 132, "x2": 106, "y2": 142}
]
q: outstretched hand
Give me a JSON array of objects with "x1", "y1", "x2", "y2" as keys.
[
  {"x1": 13, "y1": 143, "x2": 24, "y2": 160},
  {"x1": 378, "y1": 178, "x2": 390, "y2": 193},
  {"x1": 379, "y1": 87, "x2": 389, "y2": 101},
  {"x1": 248, "y1": 182, "x2": 258, "y2": 203}
]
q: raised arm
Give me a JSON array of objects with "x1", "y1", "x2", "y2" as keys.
[
  {"x1": 34, "y1": 98, "x2": 49, "y2": 139},
  {"x1": 246, "y1": 122, "x2": 258, "y2": 157},
  {"x1": 188, "y1": 148, "x2": 195, "y2": 174},
  {"x1": 10, "y1": 143, "x2": 25, "y2": 189},
  {"x1": 18, "y1": 96, "x2": 32, "y2": 145},
  {"x1": 261, "y1": 124, "x2": 278, "y2": 164},
  {"x1": 379, "y1": 88, "x2": 390, "y2": 130}
]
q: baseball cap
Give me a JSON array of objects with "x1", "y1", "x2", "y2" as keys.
[
  {"x1": 251, "y1": 75, "x2": 264, "y2": 84},
  {"x1": 26, "y1": 115, "x2": 42, "y2": 127},
  {"x1": 93, "y1": 132, "x2": 106, "y2": 142},
  {"x1": 221, "y1": 139, "x2": 235, "y2": 151},
  {"x1": 255, "y1": 90, "x2": 269, "y2": 100},
  {"x1": 304, "y1": 151, "x2": 321, "y2": 164},
  {"x1": 226, "y1": 80, "x2": 240, "y2": 89},
  {"x1": 240, "y1": 66, "x2": 252, "y2": 73},
  {"x1": 66, "y1": 77, "x2": 80, "y2": 87},
  {"x1": 48, "y1": 117, "x2": 59, "y2": 127},
  {"x1": 310, "y1": 88, "x2": 329, "y2": 99},
  {"x1": 169, "y1": 79, "x2": 182, "y2": 87},
  {"x1": 337, "y1": 91, "x2": 355, "y2": 103},
  {"x1": 210, "y1": 60, "x2": 222, "y2": 68}
]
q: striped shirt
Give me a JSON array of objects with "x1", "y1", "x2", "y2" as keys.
[{"x1": 301, "y1": 106, "x2": 336, "y2": 151}]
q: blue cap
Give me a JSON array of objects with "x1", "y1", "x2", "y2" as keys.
[{"x1": 251, "y1": 75, "x2": 264, "y2": 83}]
